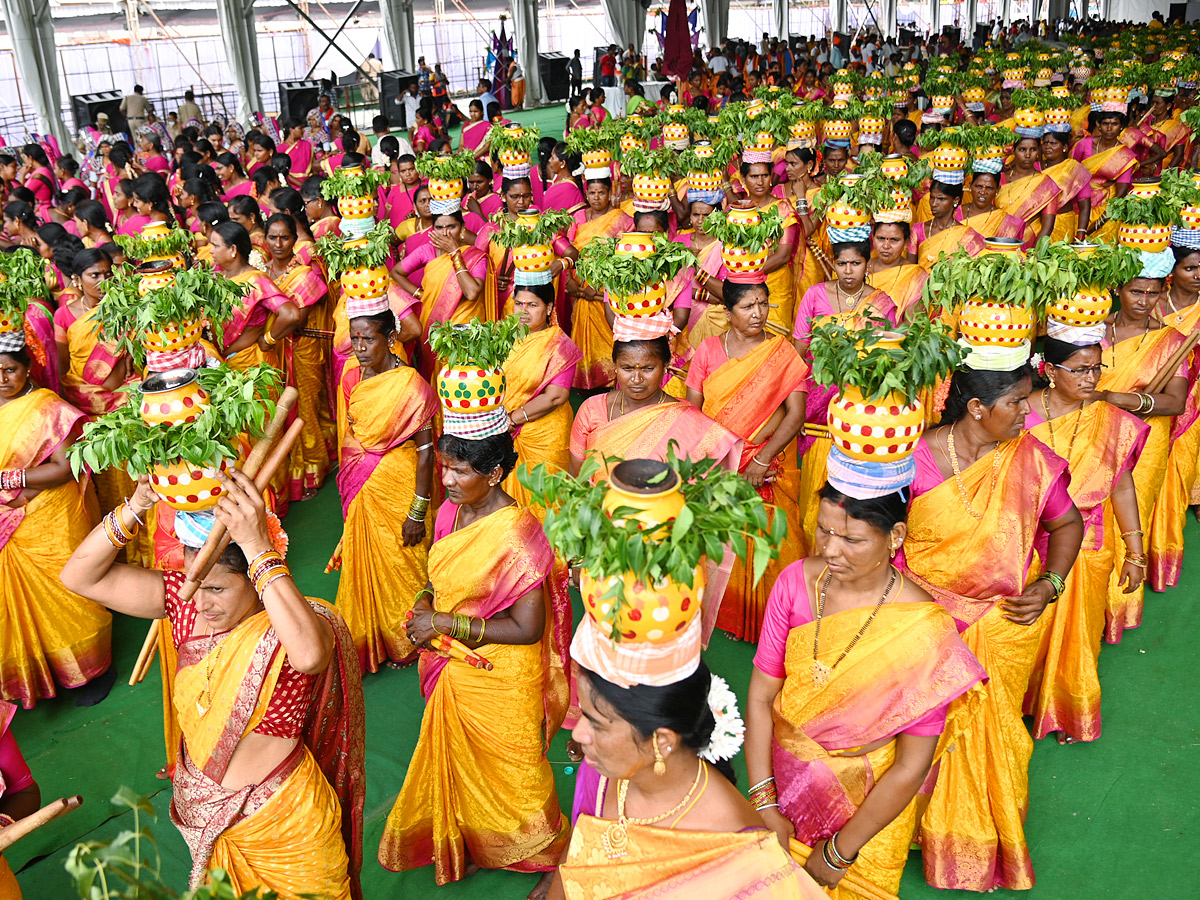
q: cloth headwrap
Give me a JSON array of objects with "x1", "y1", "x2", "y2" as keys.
[
  {"x1": 174, "y1": 509, "x2": 216, "y2": 550},
  {"x1": 1046, "y1": 318, "x2": 1106, "y2": 346},
  {"x1": 1101, "y1": 101, "x2": 1128, "y2": 114},
  {"x1": 345, "y1": 294, "x2": 391, "y2": 318},
  {"x1": 1033, "y1": 78, "x2": 1051, "y2": 88},
  {"x1": 513, "y1": 268, "x2": 554, "y2": 286},
  {"x1": 632, "y1": 196, "x2": 670, "y2": 212},
  {"x1": 1001, "y1": 79, "x2": 1024, "y2": 89},
  {"x1": 502, "y1": 163, "x2": 532, "y2": 180},
  {"x1": 442, "y1": 407, "x2": 511, "y2": 439},
  {"x1": 742, "y1": 149, "x2": 773, "y2": 164},
  {"x1": 787, "y1": 138, "x2": 816, "y2": 151},
  {"x1": 428, "y1": 198, "x2": 461, "y2": 215},
  {"x1": 686, "y1": 187, "x2": 724, "y2": 206},
  {"x1": 1139, "y1": 248, "x2": 1175, "y2": 279},
  {"x1": 1179, "y1": 80, "x2": 1198, "y2": 90},
  {"x1": 858, "y1": 132, "x2": 883, "y2": 145},
  {"x1": 1045, "y1": 122, "x2": 1073, "y2": 134},
  {"x1": 1015, "y1": 126, "x2": 1045, "y2": 139},
  {"x1": 0, "y1": 328, "x2": 25, "y2": 353},
  {"x1": 825, "y1": 444, "x2": 916, "y2": 500},
  {"x1": 571, "y1": 612, "x2": 702, "y2": 689},
  {"x1": 972, "y1": 156, "x2": 1004, "y2": 174},
  {"x1": 921, "y1": 109, "x2": 944, "y2": 124},
  {"x1": 340, "y1": 215, "x2": 378, "y2": 239},
  {"x1": 966, "y1": 101, "x2": 986, "y2": 112},
  {"x1": 146, "y1": 345, "x2": 206, "y2": 373},
  {"x1": 828, "y1": 223, "x2": 873, "y2": 243},
  {"x1": 932, "y1": 168, "x2": 966, "y2": 185},
  {"x1": 1089, "y1": 102, "x2": 1102, "y2": 112},
  {"x1": 584, "y1": 166, "x2": 612, "y2": 180},
  {"x1": 612, "y1": 310, "x2": 675, "y2": 342},
  {"x1": 958, "y1": 338, "x2": 1031, "y2": 372},
  {"x1": 1051, "y1": 73, "x2": 1066, "y2": 84},
  {"x1": 1071, "y1": 66, "x2": 1094, "y2": 80},
  {"x1": 1171, "y1": 227, "x2": 1200, "y2": 250},
  {"x1": 824, "y1": 139, "x2": 851, "y2": 149}
]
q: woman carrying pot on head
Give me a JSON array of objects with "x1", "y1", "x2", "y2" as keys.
[
  {"x1": 677, "y1": 193, "x2": 729, "y2": 345},
  {"x1": 865, "y1": 220, "x2": 928, "y2": 320},
  {"x1": 958, "y1": 170, "x2": 1029, "y2": 244},
  {"x1": 997, "y1": 134, "x2": 1058, "y2": 244},
  {"x1": 331, "y1": 303, "x2": 438, "y2": 673},
  {"x1": 906, "y1": 180, "x2": 986, "y2": 270},
  {"x1": 738, "y1": 161, "x2": 799, "y2": 334},
  {"x1": 745, "y1": 469, "x2": 986, "y2": 897},
  {"x1": 0, "y1": 328, "x2": 114, "y2": 710},
  {"x1": 1070, "y1": 107, "x2": 1137, "y2": 234},
  {"x1": 380, "y1": 431, "x2": 571, "y2": 896},
  {"x1": 1038, "y1": 128, "x2": 1093, "y2": 243},
  {"x1": 686, "y1": 279, "x2": 808, "y2": 641},
  {"x1": 61, "y1": 470, "x2": 364, "y2": 899},
  {"x1": 905, "y1": 356, "x2": 1084, "y2": 893}
]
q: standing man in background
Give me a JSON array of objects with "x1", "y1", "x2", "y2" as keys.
[
  {"x1": 121, "y1": 85, "x2": 153, "y2": 135},
  {"x1": 569, "y1": 49, "x2": 583, "y2": 96},
  {"x1": 177, "y1": 89, "x2": 202, "y2": 127}
]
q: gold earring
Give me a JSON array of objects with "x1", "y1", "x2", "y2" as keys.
[{"x1": 653, "y1": 740, "x2": 666, "y2": 775}]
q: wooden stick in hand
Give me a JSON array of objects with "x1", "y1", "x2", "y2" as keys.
[
  {"x1": 1146, "y1": 331, "x2": 1199, "y2": 395},
  {"x1": 0, "y1": 796, "x2": 83, "y2": 852}
]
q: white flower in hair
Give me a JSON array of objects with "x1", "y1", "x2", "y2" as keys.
[{"x1": 699, "y1": 675, "x2": 745, "y2": 763}]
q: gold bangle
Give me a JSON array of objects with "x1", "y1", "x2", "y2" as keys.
[
  {"x1": 263, "y1": 329, "x2": 279, "y2": 346},
  {"x1": 477, "y1": 617, "x2": 486, "y2": 643}
]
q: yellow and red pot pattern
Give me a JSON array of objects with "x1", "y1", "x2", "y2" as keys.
[
  {"x1": 142, "y1": 318, "x2": 203, "y2": 354},
  {"x1": 608, "y1": 282, "x2": 668, "y2": 317},
  {"x1": 828, "y1": 385, "x2": 925, "y2": 463},
  {"x1": 140, "y1": 376, "x2": 209, "y2": 427},
  {"x1": 1049, "y1": 284, "x2": 1112, "y2": 327},
  {"x1": 958, "y1": 299, "x2": 1037, "y2": 347},
  {"x1": 340, "y1": 263, "x2": 389, "y2": 300},
  {"x1": 512, "y1": 243, "x2": 554, "y2": 273},
  {"x1": 437, "y1": 366, "x2": 506, "y2": 412},
  {"x1": 632, "y1": 173, "x2": 672, "y2": 204},
  {"x1": 150, "y1": 456, "x2": 234, "y2": 511},
  {"x1": 1116, "y1": 222, "x2": 1172, "y2": 253},
  {"x1": 580, "y1": 566, "x2": 705, "y2": 643}
]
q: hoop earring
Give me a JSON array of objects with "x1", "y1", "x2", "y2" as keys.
[{"x1": 653, "y1": 740, "x2": 666, "y2": 776}]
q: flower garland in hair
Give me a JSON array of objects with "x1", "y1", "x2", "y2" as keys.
[{"x1": 699, "y1": 675, "x2": 745, "y2": 763}]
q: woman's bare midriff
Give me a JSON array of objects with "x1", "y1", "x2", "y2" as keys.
[{"x1": 221, "y1": 732, "x2": 300, "y2": 790}]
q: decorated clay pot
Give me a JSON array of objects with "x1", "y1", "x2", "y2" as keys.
[
  {"x1": 975, "y1": 145, "x2": 1008, "y2": 161},
  {"x1": 337, "y1": 164, "x2": 365, "y2": 178},
  {"x1": 137, "y1": 259, "x2": 177, "y2": 295},
  {"x1": 579, "y1": 565, "x2": 705, "y2": 643},
  {"x1": 1015, "y1": 108, "x2": 1046, "y2": 130},
  {"x1": 1127, "y1": 179, "x2": 1161, "y2": 199},
  {"x1": 744, "y1": 98, "x2": 766, "y2": 118},
  {"x1": 828, "y1": 384, "x2": 925, "y2": 462},
  {"x1": 721, "y1": 244, "x2": 769, "y2": 279},
  {"x1": 688, "y1": 170, "x2": 723, "y2": 192},
  {"x1": 141, "y1": 318, "x2": 203, "y2": 354},
  {"x1": 1049, "y1": 284, "x2": 1112, "y2": 327},
  {"x1": 859, "y1": 116, "x2": 887, "y2": 139},
  {"x1": 662, "y1": 122, "x2": 690, "y2": 145},
  {"x1": 150, "y1": 456, "x2": 234, "y2": 511},
  {"x1": 615, "y1": 232, "x2": 656, "y2": 258},
  {"x1": 962, "y1": 87, "x2": 987, "y2": 104},
  {"x1": 790, "y1": 120, "x2": 816, "y2": 143},
  {"x1": 1116, "y1": 222, "x2": 1172, "y2": 253},
  {"x1": 875, "y1": 189, "x2": 913, "y2": 223},
  {"x1": 1180, "y1": 205, "x2": 1200, "y2": 230},
  {"x1": 608, "y1": 282, "x2": 667, "y2": 317},
  {"x1": 958, "y1": 299, "x2": 1037, "y2": 346},
  {"x1": 1052, "y1": 85, "x2": 1071, "y2": 99},
  {"x1": 880, "y1": 154, "x2": 909, "y2": 179},
  {"x1": 823, "y1": 119, "x2": 853, "y2": 142},
  {"x1": 620, "y1": 133, "x2": 647, "y2": 152},
  {"x1": 140, "y1": 222, "x2": 188, "y2": 269},
  {"x1": 0, "y1": 285, "x2": 21, "y2": 337},
  {"x1": 1045, "y1": 107, "x2": 1071, "y2": 127},
  {"x1": 724, "y1": 206, "x2": 759, "y2": 227},
  {"x1": 427, "y1": 177, "x2": 462, "y2": 203},
  {"x1": 632, "y1": 173, "x2": 671, "y2": 204},
  {"x1": 437, "y1": 365, "x2": 506, "y2": 412},
  {"x1": 601, "y1": 459, "x2": 684, "y2": 539},
  {"x1": 139, "y1": 368, "x2": 209, "y2": 426},
  {"x1": 582, "y1": 148, "x2": 612, "y2": 170},
  {"x1": 825, "y1": 201, "x2": 871, "y2": 231},
  {"x1": 512, "y1": 243, "x2": 553, "y2": 273},
  {"x1": 930, "y1": 94, "x2": 955, "y2": 110},
  {"x1": 337, "y1": 194, "x2": 376, "y2": 220},
  {"x1": 693, "y1": 141, "x2": 715, "y2": 159},
  {"x1": 932, "y1": 145, "x2": 969, "y2": 172},
  {"x1": 984, "y1": 237, "x2": 1025, "y2": 257}
]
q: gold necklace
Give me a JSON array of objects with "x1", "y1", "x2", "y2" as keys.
[
  {"x1": 1041, "y1": 388, "x2": 1084, "y2": 462},
  {"x1": 833, "y1": 280, "x2": 865, "y2": 316},
  {"x1": 618, "y1": 389, "x2": 665, "y2": 417},
  {"x1": 602, "y1": 759, "x2": 706, "y2": 859},
  {"x1": 946, "y1": 423, "x2": 1001, "y2": 520},
  {"x1": 195, "y1": 628, "x2": 225, "y2": 717},
  {"x1": 811, "y1": 564, "x2": 898, "y2": 686}
]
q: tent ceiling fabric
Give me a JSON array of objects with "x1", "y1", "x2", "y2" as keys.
[
  {"x1": 698, "y1": 0, "x2": 728, "y2": 49},
  {"x1": 600, "y1": 0, "x2": 645, "y2": 54},
  {"x1": 772, "y1": 0, "x2": 787, "y2": 41},
  {"x1": 510, "y1": 0, "x2": 544, "y2": 107},
  {"x1": 216, "y1": 0, "x2": 264, "y2": 123},
  {"x1": 1, "y1": 0, "x2": 73, "y2": 151},
  {"x1": 380, "y1": 0, "x2": 417, "y2": 72}
]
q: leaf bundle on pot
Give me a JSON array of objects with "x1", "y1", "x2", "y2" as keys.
[
  {"x1": 1160, "y1": 167, "x2": 1200, "y2": 207},
  {"x1": 68, "y1": 364, "x2": 281, "y2": 478},
  {"x1": 414, "y1": 150, "x2": 477, "y2": 182},
  {"x1": 486, "y1": 123, "x2": 541, "y2": 157},
  {"x1": 699, "y1": 205, "x2": 785, "y2": 248},
  {"x1": 565, "y1": 124, "x2": 620, "y2": 156},
  {"x1": 809, "y1": 315, "x2": 966, "y2": 406},
  {"x1": 1010, "y1": 88, "x2": 1056, "y2": 110},
  {"x1": 314, "y1": 221, "x2": 394, "y2": 277},
  {"x1": 428, "y1": 315, "x2": 528, "y2": 370},
  {"x1": 114, "y1": 227, "x2": 192, "y2": 263},
  {"x1": 922, "y1": 238, "x2": 1074, "y2": 313},
  {"x1": 812, "y1": 175, "x2": 899, "y2": 218},
  {"x1": 1040, "y1": 239, "x2": 1143, "y2": 291},
  {"x1": 518, "y1": 446, "x2": 786, "y2": 637},
  {"x1": 0, "y1": 247, "x2": 49, "y2": 315},
  {"x1": 319, "y1": 166, "x2": 390, "y2": 200},
  {"x1": 615, "y1": 147, "x2": 678, "y2": 176},
  {"x1": 1104, "y1": 192, "x2": 1184, "y2": 228},
  {"x1": 488, "y1": 208, "x2": 575, "y2": 248},
  {"x1": 678, "y1": 139, "x2": 739, "y2": 174},
  {"x1": 576, "y1": 232, "x2": 696, "y2": 299}
]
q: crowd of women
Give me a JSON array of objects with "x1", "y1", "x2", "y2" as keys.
[{"x1": 0, "y1": 17, "x2": 1198, "y2": 900}]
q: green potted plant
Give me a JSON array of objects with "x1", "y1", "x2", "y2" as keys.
[
  {"x1": 811, "y1": 316, "x2": 966, "y2": 461},
  {"x1": 519, "y1": 448, "x2": 784, "y2": 642},
  {"x1": 699, "y1": 205, "x2": 784, "y2": 280},
  {"x1": 617, "y1": 147, "x2": 679, "y2": 208},
  {"x1": 487, "y1": 207, "x2": 575, "y2": 282},
  {"x1": 68, "y1": 364, "x2": 280, "y2": 511},
  {"x1": 429, "y1": 315, "x2": 528, "y2": 413},
  {"x1": 1161, "y1": 166, "x2": 1200, "y2": 230},
  {"x1": 319, "y1": 164, "x2": 391, "y2": 225},
  {"x1": 566, "y1": 123, "x2": 620, "y2": 172},
  {"x1": 965, "y1": 124, "x2": 1019, "y2": 171},
  {"x1": 314, "y1": 221, "x2": 394, "y2": 300},
  {"x1": 576, "y1": 232, "x2": 695, "y2": 317},
  {"x1": 1104, "y1": 190, "x2": 1183, "y2": 252},
  {"x1": 487, "y1": 122, "x2": 541, "y2": 172},
  {"x1": 414, "y1": 151, "x2": 477, "y2": 207},
  {"x1": 95, "y1": 264, "x2": 245, "y2": 370},
  {"x1": 678, "y1": 138, "x2": 739, "y2": 193},
  {"x1": 0, "y1": 247, "x2": 48, "y2": 337},
  {"x1": 114, "y1": 223, "x2": 192, "y2": 268},
  {"x1": 1039, "y1": 240, "x2": 1142, "y2": 326}
]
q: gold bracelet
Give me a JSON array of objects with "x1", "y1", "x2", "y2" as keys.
[{"x1": 476, "y1": 617, "x2": 486, "y2": 643}]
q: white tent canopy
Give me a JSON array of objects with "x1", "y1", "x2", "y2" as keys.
[
  {"x1": 215, "y1": 0, "x2": 263, "y2": 123},
  {"x1": 510, "y1": 0, "x2": 545, "y2": 108},
  {"x1": 1, "y1": 0, "x2": 72, "y2": 151},
  {"x1": 380, "y1": 0, "x2": 417, "y2": 73}
]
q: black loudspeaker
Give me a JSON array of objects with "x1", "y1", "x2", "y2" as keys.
[
  {"x1": 380, "y1": 70, "x2": 420, "y2": 128},
  {"x1": 539, "y1": 52, "x2": 570, "y2": 102},
  {"x1": 71, "y1": 91, "x2": 125, "y2": 134},
  {"x1": 277, "y1": 80, "x2": 323, "y2": 123}
]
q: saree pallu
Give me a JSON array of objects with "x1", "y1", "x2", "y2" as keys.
[
  {"x1": 772, "y1": 604, "x2": 986, "y2": 899},
  {"x1": 1042, "y1": 158, "x2": 1092, "y2": 244},
  {"x1": 559, "y1": 818, "x2": 826, "y2": 900},
  {"x1": 959, "y1": 210, "x2": 1029, "y2": 244},
  {"x1": 1098, "y1": 329, "x2": 1186, "y2": 641},
  {"x1": 760, "y1": 199, "x2": 799, "y2": 333},
  {"x1": 222, "y1": 272, "x2": 286, "y2": 373},
  {"x1": 0, "y1": 390, "x2": 110, "y2": 708},
  {"x1": 866, "y1": 264, "x2": 929, "y2": 320},
  {"x1": 282, "y1": 140, "x2": 313, "y2": 188},
  {"x1": 331, "y1": 283, "x2": 419, "y2": 396},
  {"x1": 334, "y1": 363, "x2": 439, "y2": 672},
  {"x1": 275, "y1": 264, "x2": 335, "y2": 500},
  {"x1": 501, "y1": 327, "x2": 582, "y2": 508},
  {"x1": 570, "y1": 209, "x2": 633, "y2": 389},
  {"x1": 996, "y1": 173, "x2": 1060, "y2": 230},
  {"x1": 700, "y1": 337, "x2": 808, "y2": 641},
  {"x1": 415, "y1": 250, "x2": 487, "y2": 378},
  {"x1": 1080, "y1": 145, "x2": 1138, "y2": 227},
  {"x1": 904, "y1": 436, "x2": 1068, "y2": 892},
  {"x1": 378, "y1": 506, "x2": 571, "y2": 884},
  {"x1": 23, "y1": 302, "x2": 58, "y2": 396},
  {"x1": 1024, "y1": 404, "x2": 1149, "y2": 742},
  {"x1": 912, "y1": 223, "x2": 986, "y2": 271},
  {"x1": 169, "y1": 596, "x2": 365, "y2": 900},
  {"x1": 683, "y1": 239, "x2": 730, "y2": 345},
  {"x1": 581, "y1": 401, "x2": 741, "y2": 476}
]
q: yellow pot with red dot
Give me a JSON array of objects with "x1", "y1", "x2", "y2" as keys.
[
  {"x1": 631, "y1": 173, "x2": 671, "y2": 205},
  {"x1": 601, "y1": 460, "x2": 685, "y2": 539},
  {"x1": 1127, "y1": 179, "x2": 1161, "y2": 199},
  {"x1": 608, "y1": 281, "x2": 667, "y2": 317},
  {"x1": 1049, "y1": 284, "x2": 1112, "y2": 327},
  {"x1": 1116, "y1": 222, "x2": 1172, "y2": 253},
  {"x1": 139, "y1": 368, "x2": 209, "y2": 426},
  {"x1": 825, "y1": 201, "x2": 871, "y2": 231},
  {"x1": 427, "y1": 177, "x2": 462, "y2": 203},
  {"x1": 580, "y1": 565, "x2": 704, "y2": 643},
  {"x1": 340, "y1": 255, "x2": 389, "y2": 301},
  {"x1": 823, "y1": 119, "x2": 854, "y2": 143},
  {"x1": 1181, "y1": 206, "x2": 1200, "y2": 230},
  {"x1": 512, "y1": 243, "x2": 554, "y2": 275},
  {"x1": 1015, "y1": 107, "x2": 1046, "y2": 130},
  {"x1": 726, "y1": 206, "x2": 761, "y2": 227},
  {"x1": 931, "y1": 144, "x2": 969, "y2": 172},
  {"x1": 958, "y1": 299, "x2": 1037, "y2": 347},
  {"x1": 137, "y1": 260, "x2": 177, "y2": 295},
  {"x1": 150, "y1": 456, "x2": 234, "y2": 511},
  {"x1": 582, "y1": 148, "x2": 612, "y2": 170},
  {"x1": 662, "y1": 122, "x2": 690, "y2": 145},
  {"x1": 721, "y1": 244, "x2": 768, "y2": 280},
  {"x1": 616, "y1": 232, "x2": 656, "y2": 258},
  {"x1": 828, "y1": 385, "x2": 925, "y2": 462},
  {"x1": 620, "y1": 133, "x2": 647, "y2": 153},
  {"x1": 141, "y1": 318, "x2": 203, "y2": 355},
  {"x1": 337, "y1": 193, "x2": 376, "y2": 220},
  {"x1": 880, "y1": 155, "x2": 909, "y2": 179},
  {"x1": 963, "y1": 87, "x2": 987, "y2": 104}
]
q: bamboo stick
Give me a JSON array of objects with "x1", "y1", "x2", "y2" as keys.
[
  {"x1": 0, "y1": 796, "x2": 83, "y2": 853},
  {"x1": 1146, "y1": 331, "x2": 1200, "y2": 395},
  {"x1": 129, "y1": 415, "x2": 305, "y2": 685},
  {"x1": 789, "y1": 839, "x2": 899, "y2": 900}
]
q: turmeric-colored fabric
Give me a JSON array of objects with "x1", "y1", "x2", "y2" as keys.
[
  {"x1": 697, "y1": 336, "x2": 808, "y2": 640},
  {"x1": 415, "y1": 250, "x2": 487, "y2": 377},
  {"x1": 572, "y1": 399, "x2": 742, "y2": 476},
  {"x1": 1079, "y1": 145, "x2": 1139, "y2": 227},
  {"x1": 1025, "y1": 403, "x2": 1149, "y2": 742},
  {"x1": 772, "y1": 601, "x2": 986, "y2": 899},
  {"x1": 912, "y1": 223, "x2": 986, "y2": 271},
  {"x1": 866, "y1": 263, "x2": 929, "y2": 319},
  {"x1": 0, "y1": 390, "x2": 111, "y2": 708},
  {"x1": 905, "y1": 435, "x2": 1068, "y2": 892},
  {"x1": 0, "y1": 856, "x2": 19, "y2": 900},
  {"x1": 560, "y1": 817, "x2": 826, "y2": 899},
  {"x1": 996, "y1": 173, "x2": 1060, "y2": 228},
  {"x1": 1042, "y1": 158, "x2": 1094, "y2": 244},
  {"x1": 333, "y1": 362, "x2": 439, "y2": 672},
  {"x1": 758, "y1": 198, "x2": 799, "y2": 333},
  {"x1": 570, "y1": 209, "x2": 634, "y2": 389},
  {"x1": 378, "y1": 505, "x2": 570, "y2": 884},
  {"x1": 501, "y1": 326, "x2": 582, "y2": 508},
  {"x1": 1098, "y1": 328, "x2": 1186, "y2": 641},
  {"x1": 684, "y1": 239, "x2": 731, "y2": 345}
]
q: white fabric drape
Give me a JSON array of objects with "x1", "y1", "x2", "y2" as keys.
[
  {"x1": 833, "y1": 0, "x2": 848, "y2": 33},
  {"x1": 698, "y1": 0, "x2": 729, "y2": 49},
  {"x1": 510, "y1": 0, "x2": 544, "y2": 108},
  {"x1": 929, "y1": 0, "x2": 941, "y2": 35},
  {"x1": 772, "y1": 0, "x2": 788, "y2": 40},
  {"x1": 0, "y1": 0, "x2": 72, "y2": 151},
  {"x1": 601, "y1": 0, "x2": 646, "y2": 54},
  {"x1": 966, "y1": 0, "x2": 978, "y2": 45},
  {"x1": 215, "y1": 0, "x2": 263, "y2": 123},
  {"x1": 883, "y1": 0, "x2": 899, "y2": 41},
  {"x1": 1106, "y1": 0, "x2": 1169, "y2": 20},
  {"x1": 380, "y1": 0, "x2": 417, "y2": 72}
]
